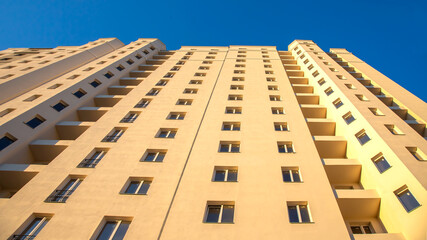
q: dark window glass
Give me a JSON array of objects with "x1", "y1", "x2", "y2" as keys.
[
  {"x1": 363, "y1": 226, "x2": 373, "y2": 234},
  {"x1": 104, "y1": 72, "x2": 113, "y2": 79},
  {"x1": 227, "y1": 170, "x2": 238, "y2": 182},
  {"x1": 26, "y1": 117, "x2": 44, "y2": 128},
  {"x1": 138, "y1": 182, "x2": 151, "y2": 194},
  {"x1": 0, "y1": 136, "x2": 15, "y2": 151},
  {"x1": 292, "y1": 170, "x2": 301, "y2": 182},
  {"x1": 214, "y1": 170, "x2": 226, "y2": 181},
  {"x1": 282, "y1": 170, "x2": 292, "y2": 182},
  {"x1": 90, "y1": 81, "x2": 101, "y2": 88},
  {"x1": 374, "y1": 157, "x2": 391, "y2": 173},
  {"x1": 206, "y1": 206, "x2": 221, "y2": 223},
  {"x1": 220, "y1": 145, "x2": 229, "y2": 152},
  {"x1": 351, "y1": 226, "x2": 363, "y2": 234},
  {"x1": 288, "y1": 206, "x2": 299, "y2": 223},
  {"x1": 125, "y1": 181, "x2": 139, "y2": 194},
  {"x1": 221, "y1": 205, "x2": 234, "y2": 223},
  {"x1": 397, "y1": 189, "x2": 421, "y2": 212},
  {"x1": 112, "y1": 221, "x2": 130, "y2": 240},
  {"x1": 21, "y1": 218, "x2": 43, "y2": 236},
  {"x1": 97, "y1": 222, "x2": 117, "y2": 240},
  {"x1": 52, "y1": 102, "x2": 67, "y2": 112},
  {"x1": 73, "y1": 90, "x2": 86, "y2": 98},
  {"x1": 299, "y1": 205, "x2": 310, "y2": 222}
]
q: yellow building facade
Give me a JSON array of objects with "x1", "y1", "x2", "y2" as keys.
[{"x1": 0, "y1": 38, "x2": 425, "y2": 240}]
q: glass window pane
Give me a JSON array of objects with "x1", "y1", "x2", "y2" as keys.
[
  {"x1": 233, "y1": 125, "x2": 240, "y2": 131},
  {"x1": 223, "y1": 125, "x2": 231, "y2": 130},
  {"x1": 21, "y1": 218, "x2": 43, "y2": 235},
  {"x1": 159, "y1": 132, "x2": 168, "y2": 138},
  {"x1": 363, "y1": 225, "x2": 373, "y2": 234},
  {"x1": 137, "y1": 182, "x2": 151, "y2": 194},
  {"x1": 282, "y1": 170, "x2": 292, "y2": 182},
  {"x1": 375, "y1": 157, "x2": 391, "y2": 173},
  {"x1": 145, "y1": 153, "x2": 156, "y2": 162},
  {"x1": 156, "y1": 153, "x2": 165, "y2": 162},
  {"x1": 31, "y1": 218, "x2": 49, "y2": 237},
  {"x1": 220, "y1": 145, "x2": 229, "y2": 152},
  {"x1": 292, "y1": 171, "x2": 301, "y2": 182},
  {"x1": 206, "y1": 206, "x2": 221, "y2": 223},
  {"x1": 214, "y1": 171, "x2": 226, "y2": 181},
  {"x1": 168, "y1": 132, "x2": 176, "y2": 138},
  {"x1": 97, "y1": 222, "x2": 117, "y2": 240},
  {"x1": 125, "y1": 182, "x2": 139, "y2": 194},
  {"x1": 351, "y1": 226, "x2": 363, "y2": 234},
  {"x1": 231, "y1": 144, "x2": 240, "y2": 152},
  {"x1": 221, "y1": 205, "x2": 234, "y2": 223},
  {"x1": 299, "y1": 205, "x2": 310, "y2": 222},
  {"x1": 227, "y1": 170, "x2": 238, "y2": 182},
  {"x1": 398, "y1": 190, "x2": 421, "y2": 212},
  {"x1": 278, "y1": 145, "x2": 285, "y2": 153},
  {"x1": 112, "y1": 221, "x2": 130, "y2": 240},
  {"x1": 288, "y1": 206, "x2": 299, "y2": 223}
]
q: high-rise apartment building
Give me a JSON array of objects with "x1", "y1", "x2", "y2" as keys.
[{"x1": 0, "y1": 38, "x2": 425, "y2": 240}]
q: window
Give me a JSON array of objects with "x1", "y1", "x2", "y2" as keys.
[
  {"x1": 135, "y1": 99, "x2": 151, "y2": 108},
  {"x1": 45, "y1": 177, "x2": 83, "y2": 203},
  {"x1": 149, "y1": 46, "x2": 155, "y2": 51},
  {"x1": 308, "y1": 64, "x2": 314, "y2": 70},
  {"x1": 194, "y1": 72, "x2": 206, "y2": 77},
  {"x1": 189, "y1": 80, "x2": 202, "y2": 84},
  {"x1": 278, "y1": 142, "x2": 294, "y2": 153},
  {"x1": 213, "y1": 167, "x2": 238, "y2": 182},
  {"x1": 183, "y1": 88, "x2": 198, "y2": 94},
  {"x1": 219, "y1": 142, "x2": 240, "y2": 153},
  {"x1": 371, "y1": 153, "x2": 391, "y2": 173},
  {"x1": 202, "y1": 61, "x2": 213, "y2": 64},
  {"x1": 406, "y1": 147, "x2": 426, "y2": 161},
  {"x1": 205, "y1": 203, "x2": 234, "y2": 223},
  {"x1": 167, "y1": 112, "x2": 186, "y2": 120},
  {"x1": 265, "y1": 71, "x2": 273, "y2": 74},
  {"x1": 345, "y1": 83, "x2": 356, "y2": 89},
  {"x1": 0, "y1": 108, "x2": 15, "y2": 117},
  {"x1": 230, "y1": 85, "x2": 244, "y2": 90},
  {"x1": 170, "y1": 66, "x2": 180, "y2": 71},
  {"x1": 324, "y1": 87, "x2": 334, "y2": 96},
  {"x1": 102, "y1": 129, "x2": 125, "y2": 142},
  {"x1": 78, "y1": 150, "x2": 107, "y2": 168},
  {"x1": 287, "y1": 202, "x2": 312, "y2": 223},
  {"x1": 350, "y1": 223, "x2": 374, "y2": 234},
  {"x1": 164, "y1": 72, "x2": 174, "y2": 78},
  {"x1": 343, "y1": 112, "x2": 355, "y2": 124},
  {"x1": 146, "y1": 88, "x2": 161, "y2": 96},
  {"x1": 236, "y1": 59, "x2": 245, "y2": 62},
  {"x1": 205, "y1": 56, "x2": 215, "y2": 59},
  {"x1": 355, "y1": 130, "x2": 371, "y2": 145},
  {"x1": 385, "y1": 124, "x2": 404, "y2": 135},
  {"x1": 24, "y1": 95, "x2": 42, "y2": 102},
  {"x1": 274, "y1": 122, "x2": 288, "y2": 131},
  {"x1": 199, "y1": 66, "x2": 210, "y2": 70},
  {"x1": 135, "y1": 54, "x2": 142, "y2": 59},
  {"x1": 96, "y1": 219, "x2": 131, "y2": 240},
  {"x1": 157, "y1": 129, "x2": 177, "y2": 138},
  {"x1": 48, "y1": 84, "x2": 62, "y2": 89},
  {"x1": 177, "y1": 99, "x2": 193, "y2": 105},
  {"x1": 116, "y1": 65, "x2": 125, "y2": 71},
  {"x1": 123, "y1": 178, "x2": 152, "y2": 195},
  {"x1": 336, "y1": 75, "x2": 346, "y2": 80},
  {"x1": 266, "y1": 77, "x2": 276, "y2": 82},
  {"x1": 232, "y1": 77, "x2": 244, "y2": 81},
  {"x1": 237, "y1": 55, "x2": 246, "y2": 58},
  {"x1": 126, "y1": 59, "x2": 134, "y2": 65},
  {"x1": 12, "y1": 216, "x2": 50, "y2": 240},
  {"x1": 225, "y1": 107, "x2": 242, "y2": 114},
  {"x1": 332, "y1": 98, "x2": 343, "y2": 109},
  {"x1": 90, "y1": 79, "x2": 101, "y2": 88},
  {"x1": 282, "y1": 167, "x2": 302, "y2": 182},
  {"x1": 233, "y1": 70, "x2": 245, "y2": 74},
  {"x1": 394, "y1": 186, "x2": 420, "y2": 212},
  {"x1": 52, "y1": 101, "x2": 68, "y2": 112},
  {"x1": 268, "y1": 85, "x2": 278, "y2": 91},
  {"x1": 73, "y1": 89, "x2": 86, "y2": 98},
  {"x1": 0, "y1": 74, "x2": 13, "y2": 79},
  {"x1": 303, "y1": 59, "x2": 309, "y2": 64},
  {"x1": 235, "y1": 64, "x2": 245, "y2": 68},
  {"x1": 25, "y1": 115, "x2": 45, "y2": 129},
  {"x1": 269, "y1": 95, "x2": 281, "y2": 101},
  {"x1": 369, "y1": 108, "x2": 384, "y2": 116},
  {"x1": 67, "y1": 74, "x2": 80, "y2": 80},
  {"x1": 0, "y1": 134, "x2": 16, "y2": 151},
  {"x1": 318, "y1": 78, "x2": 325, "y2": 86},
  {"x1": 143, "y1": 50, "x2": 149, "y2": 55},
  {"x1": 97, "y1": 61, "x2": 106, "y2": 65},
  {"x1": 312, "y1": 71, "x2": 319, "y2": 77},
  {"x1": 142, "y1": 150, "x2": 166, "y2": 162},
  {"x1": 272, "y1": 107, "x2": 284, "y2": 114},
  {"x1": 228, "y1": 95, "x2": 243, "y2": 101},
  {"x1": 104, "y1": 72, "x2": 114, "y2": 79},
  {"x1": 186, "y1": 52, "x2": 194, "y2": 56},
  {"x1": 356, "y1": 94, "x2": 369, "y2": 101},
  {"x1": 120, "y1": 112, "x2": 139, "y2": 123},
  {"x1": 155, "y1": 80, "x2": 168, "y2": 86},
  {"x1": 222, "y1": 122, "x2": 240, "y2": 131}
]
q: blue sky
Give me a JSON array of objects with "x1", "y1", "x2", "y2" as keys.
[{"x1": 0, "y1": 0, "x2": 426, "y2": 101}]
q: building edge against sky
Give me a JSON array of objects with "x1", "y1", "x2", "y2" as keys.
[{"x1": 0, "y1": 37, "x2": 425, "y2": 240}]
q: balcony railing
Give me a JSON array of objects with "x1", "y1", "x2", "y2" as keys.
[{"x1": 45, "y1": 189, "x2": 74, "y2": 203}]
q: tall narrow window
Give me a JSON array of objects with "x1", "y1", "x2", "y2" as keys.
[
  {"x1": 371, "y1": 153, "x2": 391, "y2": 173},
  {"x1": 213, "y1": 167, "x2": 238, "y2": 182},
  {"x1": 274, "y1": 122, "x2": 288, "y2": 131},
  {"x1": 205, "y1": 203, "x2": 235, "y2": 223},
  {"x1": 102, "y1": 129, "x2": 125, "y2": 142},
  {"x1": 278, "y1": 142, "x2": 294, "y2": 153},
  {"x1": 96, "y1": 219, "x2": 131, "y2": 240},
  {"x1": 219, "y1": 142, "x2": 240, "y2": 153},
  {"x1": 287, "y1": 202, "x2": 312, "y2": 223},
  {"x1": 394, "y1": 186, "x2": 421, "y2": 212},
  {"x1": 134, "y1": 98, "x2": 151, "y2": 108},
  {"x1": 142, "y1": 150, "x2": 167, "y2": 162},
  {"x1": 123, "y1": 178, "x2": 152, "y2": 195},
  {"x1": 120, "y1": 112, "x2": 139, "y2": 123},
  {"x1": 78, "y1": 150, "x2": 107, "y2": 168},
  {"x1": 45, "y1": 177, "x2": 83, "y2": 203},
  {"x1": 12, "y1": 216, "x2": 50, "y2": 240},
  {"x1": 343, "y1": 112, "x2": 355, "y2": 124},
  {"x1": 282, "y1": 167, "x2": 302, "y2": 182},
  {"x1": 355, "y1": 130, "x2": 371, "y2": 145}
]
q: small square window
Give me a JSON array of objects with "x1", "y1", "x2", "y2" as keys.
[
  {"x1": 385, "y1": 124, "x2": 404, "y2": 135},
  {"x1": 89, "y1": 79, "x2": 101, "y2": 88},
  {"x1": 48, "y1": 84, "x2": 62, "y2": 89},
  {"x1": 52, "y1": 101, "x2": 68, "y2": 112},
  {"x1": 230, "y1": 85, "x2": 244, "y2": 90},
  {"x1": 123, "y1": 178, "x2": 152, "y2": 195},
  {"x1": 394, "y1": 186, "x2": 421, "y2": 212},
  {"x1": 135, "y1": 54, "x2": 142, "y2": 59},
  {"x1": 104, "y1": 72, "x2": 114, "y2": 79},
  {"x1": 232, "y1": 77, "x2": 244, "y2": 82},
  {"x1": 0, "y1": 134, "x2": 16, "y2": 151},
  {"x1": 156, "y1": 128, "x2": 177, "y2": 138},
  {"x1": 97, "y1": 61, "x2": 106, "y2": 65},
  {"x1": 345, "y1": 83, "x2": 356, "y2": 89},
  {"x1": 371, "y1": 153, "x2": 391, "y2": 173},
  {"x1": 282, "y1": 167, "x2": 302, "y2": 182},
  {"x1": 343, "y1": 112, "x2": 355, "y2": 124},
  {"x1": 135, "y1": 98, "x2": 151, "y2": 108},
  {"x1": 303, "y1": 59, "x2": 309, "y2": 64},
  {"x1": 194, "y1": 72, "x2": 206, "y2": 77},
  {"x1": 329, "y1": 68, "x2": 338, "y2": 72},
  {"x1": 274, "y1": 122, "x2": 288, "y2": 131},
  {"x1": 312, "y1": 71, "x2": 319, "y2": 77},
  {"x1": 278, "y1": 142, "x2": 294, "y2": 153},
  {"x1": 369, "y1": 108, "x2": 384, "y2": 116},
  {"x1": 234, "y1": 70, "x2": 245, "y2": 74},
  {"x1": 324, "y1": 87, "x2": 334, "y2": 96},
  {"x1": 265, "y1": 71, "x2": 274, "y2": 74},
  {"x1": 268, "y1": 85, "x2": 279, "y2": 91},
  {"x1": 0, "y1": 108, "x2": 15, "y2": 117},
  {"x1": 116, "y1": 65, "x2": 125, "y2": 71},
  {"x1": 189, "y1": 80, "x2": 202, "y2": 84},
  {"x1": 308, "y1": 64, "x2": 314, "y2": 70},
  {"x1": 406, "y1": 147, "x2": 426, "y2": 161},
  {"x1": 142, "y1": 150, "x2": 167, "y2": 162},
  {"x1": 336, "y1": 75, "x2": 346, "y2": 80},
  {"x1": 269, "y1": 95, "x2": 281, "y2": 101},
  {"x1": 225, "y1": 107, "x2": 242, "y2": 114},
  {"x1": 176, "y1": 99, "x2": 193, "y2": 105},
  {"x1": 199, "y1": 66, "x2": 209, "y2": 70},
  {"x1": 266, "y1": 77, "x2": 276, "y2": 82},
  {"x1": 317, "y1": 78, "x2": 325, "y2": 86},
  {"x1": 167, "y1": 112, "x2": 186, "y2": 120},
  {"x1": 287, "y1": 202, "x2": 312, "y2": 223},
  {"x1": 213, "y1": 167, "x2": 238, "y2": 182},
  {"x1": 25, "y1": 115, "x2": 45, "y2": 129},
  {"x1": 222, "y1": 122, "x2": 240, "y2": 131},
  {"x1": 67, "y1": 74, "x2": 80, "y2": 80},
  {"x1": 272, "y1": 107, "x2": 284, "y2": 114},
  {"x1": 120, "y1": 112, "x2": 140, "y2": 123},
  {"x1": 183, "y1": 88, "x2": 198, "y2": 94},
  {"x1": 205, "y1": 203, "x2": 234, "y2": 223},
  {"x1": 332, "y1": 98, "x2": 343, "y2": 108},
  {"x1": 235, "y1": 64, "x2": 245, "y2": 68},
  {"x1": 355, "y1": 130, "x2": 371, "y2": 145},
  {"x1": 356, "y1": 94, "x2": 369, "y2": 101},
  {"x1": 228, "y1": 95, "x2": 243, "y2": 101},
  {"x1": 219, "y1": 142, "x2": 240, "y2": 153},
  {"x1": 236, "y1": 59, "x2": 245, "y2": 62},
  {"x1": 126, "y1": 59, "x2": 134, "y2": 65},
  {"x1": 24, "y1": 95, "x2": 42, "y2": 102},
  {"x1": 73, "y1": 89, "x2": 87, "y2": 98}
]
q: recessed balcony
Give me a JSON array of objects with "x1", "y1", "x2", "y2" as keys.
[{"x1": 300, "y1": 104, "x2": 327, "y2": 118}]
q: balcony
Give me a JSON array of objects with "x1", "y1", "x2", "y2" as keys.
[
  {"x1": 281, "y1": 59, "x2": 297, "y2": 64},
  {"x1": 94, "y1": 95, "x2": 123, "y2": 107},
  {"x1": 376, "y1": 95, "x2": 394, "y2": 106},
  {"x1": 292, "y1": 84, "x2": 313, "y2": 94},
  {"x1": 286, "y1": 70, "x2": 304, "y2": 77},
  {"x1": 405, "y1": 120, "x2": 426, "y2": 136},
  {"x1": 0, "y1": 164, "x2": 43, "y2": 198},
  {"x1": 323, "y1": 158, "x2": 361, "y2": 185},
  {"x1": 314, "y1": 136, "x2": 347, "y2": 158},
  {"x1": 336, "y1": 189, "x2": 380, "y2": 218},
  {"x1": 152, "y1": 55, "x2": 170, "y2": 60},
  {"x1": 107, "y1": 86, "x2": 134, "y2": 95},
  {"x1": 119, "y1": 77, "x2": 144, "y2": 86},
  {"x1": 129, "y1": 70, "x2": 152, "y2": 78},
  {"x1": 55, "y1": 121, "x2": 94, "y2": 140},
  {"x1": 280, "y1": 55, "x2": 294, "y2": 60},
  {"x1": 138, "y1": 64, "x2": 158, "y2": 71},
  {"x1": 307, "y1": 118, "x2": 336, "y2": 136},
  {"x1": 283, "y1": 64, "x2": 300, "y2": 70},
  {"x1": 146, "y1": 59, "x2": 165, "y2": 65},
  {"x1": 300, "y1": 104, "x2": 327, "y2": 118},
  {"x1": 288, "y1": 77, "x2": 308, "y2": 85},
  {"x1": 366, "y1": 86, "x2": 382, "y2": 95},
  {"x1": 296, "y1": 93, "x2": 319, "y2": 104},
  {"x1": 389, "y1": 106, "x2": 408, "y2": 120},
  {"x1": 77, "y1": 107, "x2": 109, "y2": 122},
  {"x1": 352, "y1": 233, "x2": 405, "y2": 240},
  {"x1": 29, "y1": 140, "x2": 73, "y2": 163}
]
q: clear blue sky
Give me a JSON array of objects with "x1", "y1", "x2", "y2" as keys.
[{"x1": 0, "y1": 0, "x2": 426, "y2": 101}]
